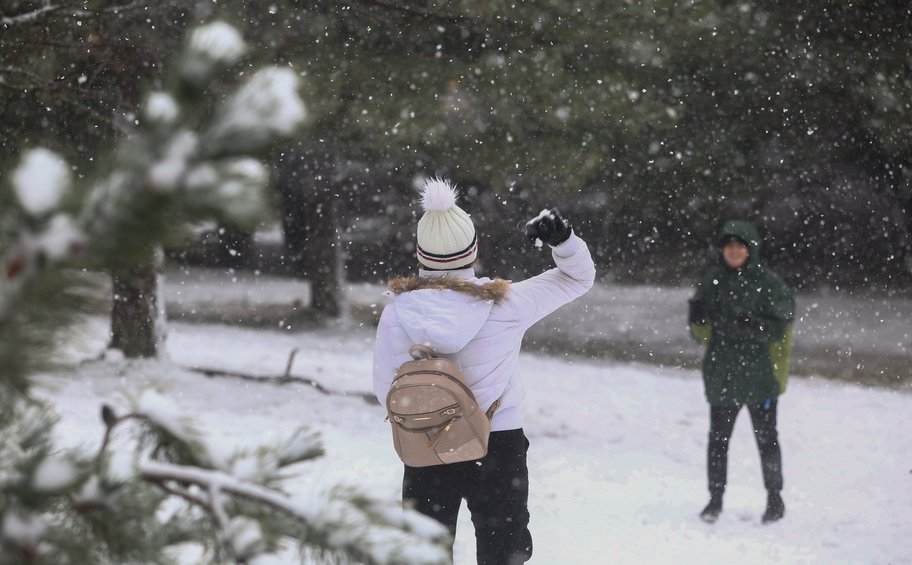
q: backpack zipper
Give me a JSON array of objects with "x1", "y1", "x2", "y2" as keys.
[
  {"x1": 426, "y1": 417, "x2": 460, "y2": 449},
  {"x1": 393, "y1": 370, "x2": 476, "y2": 399}
]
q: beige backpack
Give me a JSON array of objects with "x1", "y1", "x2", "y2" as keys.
[{"x1": 386, "y1": 345, "x2": 500, "y2": 467}]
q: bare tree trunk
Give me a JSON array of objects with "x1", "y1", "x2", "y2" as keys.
[
  {"x1": 110, "y1": 260, "x2": 163, "y2": 358},
  {"x1": 304, "y1": 193, "x2": 344, "y2": 318},
  {"x1": 277, "y1": 151, "x2": 344, "y2": 319}
]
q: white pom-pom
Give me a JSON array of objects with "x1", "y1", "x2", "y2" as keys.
[{"x1": 421, "y1": 177, "x2": 458, "y2": 212}]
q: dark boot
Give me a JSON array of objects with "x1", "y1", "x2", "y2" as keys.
[
  {"x1": 699, "y1": 493, "x2": 723, "y2": 523},
  {"x1": 761, "y1": 491, "x2": 785, "y2": 523}
]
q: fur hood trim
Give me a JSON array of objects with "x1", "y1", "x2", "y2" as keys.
[{"x1": 388, "y1": 276, "x2": 510, "y2": 302}]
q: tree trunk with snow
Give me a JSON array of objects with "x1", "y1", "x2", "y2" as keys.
[{"x1": 110, "y1": 261, "x2": 162, "y2": 358}]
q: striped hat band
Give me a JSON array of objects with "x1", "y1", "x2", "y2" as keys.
[{"x1": 416, "y1": 235, "x2": 478, "y2": 266}]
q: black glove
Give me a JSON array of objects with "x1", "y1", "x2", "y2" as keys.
[
  {"x1": 736, "y1": 311, "x2": 761, "y2": 331},
  {"x1": 688, "y1": 297, "x2": 708, "y2": 325},
  {"x1": 525, "y1": 207, "x2": 573, "y2": 247}
]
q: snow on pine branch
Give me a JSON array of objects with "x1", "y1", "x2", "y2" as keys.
[
  {"x1": 31, "y1": 454, "x2": 82, "y2": 493},
  {"x1": 134, "y1": 388, "x2": 203, "y2": 449},
  {"x1": 127, "y1": 388, "x2": 322, "y2": 482},
  {"x1": 180, "y1": 20, "x2": 247, "y2": 85},
  {"x1": 1, "y1": 510, "x2": 46, "y2": 554},
  {"x1": 139, "y1": 460, "x2": 450, "y2": 565},
  {"x1": 313, "y1": 490, "x2": 452, "y2": 565},
  {"x1": 146, "y1": 130, "x2": 199, "y2": 191},
  {"x1": 204, "y1": 428, "x2": 324, "y2": 484},
  {"x1": 0, "y1": 5, "x2": 61, "y2": 26},
  {"x1": 183, "y1": 158, "x2": 271, "y2": 226},
  {"x1": 0, "y1": 402, "x2": 57, "y2": 489},
  {"x1": 224, "y1": 516, "x2": 266, "y2": 561},
  {"x1": 203, "y1": 67, "x2": 307, "y2": 155},
  {"x1": 0, "y1": 1, "x2": 147, "y2": 27},
  {"x1": 11, "y1": 148, "x2": 71, "y2": 217},
  {"x1": 276, "y1": 426, "x2": 324, "y2": 466},
  {"x1": 116, "y1": 387, "x2": 446, "y2": 563},
  {"x1": 143, "y1": 91, "x2": 179, "y2": 125}
]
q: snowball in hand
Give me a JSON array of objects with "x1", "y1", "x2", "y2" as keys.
[{"x1": 526, "y1": 208, "x2": 554, "y2": 248}]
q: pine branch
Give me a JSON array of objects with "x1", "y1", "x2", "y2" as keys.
[
  {"x1": 96, "y1": 408, "x2": 140, "y2": 462},
  {"x1": 354, "y1": 0, "x2": 558, "y2": 49},
  {"x1": 140, "y1": 461, "x2": 297, "y2": 519},
  {"x1": 0, "y1": 65, "x2": 53, "y2": 86},
  {"x1": 139, "y1": 461, "x2": 449, "y2": 565},
  {"x1": 360, "y1": 0, "x2": 455, "y2": 20},
  {"x1": 208, "y1": 483, "x2": 231, "y2": 533},
  {"x1": 0, "y1": 4, "x2": 62, "y2": 26},
  {"x1": 71, "y1": 0, "x2": 148, "y2": 18},
  {"x1": 154, "y1": 481, "x2": 210, "y2": 510},
  {"x1": 0, "y1": 0, "x2": 147, "y2": 26}
]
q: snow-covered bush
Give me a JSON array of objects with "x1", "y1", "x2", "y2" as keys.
[{"x1": 0, "y1": 21, "x2": 448, "y2": 565}]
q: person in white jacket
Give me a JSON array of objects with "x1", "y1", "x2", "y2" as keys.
[{"x1": 373, "y1": 178, "x2": 595, "y2": 565}]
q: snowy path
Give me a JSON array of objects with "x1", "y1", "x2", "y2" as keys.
[{"x1": 41, "y1": 321, "x2": 912, "y2": 564}]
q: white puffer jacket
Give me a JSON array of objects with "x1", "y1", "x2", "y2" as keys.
[{"x1": 372, "y1": 233, "x2": 596, "y2": 432}]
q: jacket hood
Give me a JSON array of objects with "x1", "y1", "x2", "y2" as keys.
[
  {"x1": 717, "y1": 220, "x2": 761, "y2": 267},
  {"x1": 388, "y1": 275, "x2": 509, "y2": 354}
]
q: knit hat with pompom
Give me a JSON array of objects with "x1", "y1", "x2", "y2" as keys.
[{"x1": 416, "y1": 178, "x2": 477, "y2": 270}]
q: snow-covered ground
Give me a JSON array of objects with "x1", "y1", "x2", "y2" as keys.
[
  {"x1": 163, "y1": 267, "x2": 912, "y2": 387},
  {"x1": 39, "y1": 319, "x2": 912, "y2": 564}
]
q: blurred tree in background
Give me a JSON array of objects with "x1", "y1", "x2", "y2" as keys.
[
  {"x1": 0, "y1": 2, "x2": 182, "y2": 164},
  {"x1": 3, "y1": 0, "x2": 910, "y2": 293}
]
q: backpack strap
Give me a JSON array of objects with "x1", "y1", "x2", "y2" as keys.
[{"x1": 485, "y1": 398, "x2": 501, "y2": 420}]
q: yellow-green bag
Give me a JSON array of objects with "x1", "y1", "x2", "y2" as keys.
[
  {"x1": 769, "y1": 324, "x2": 793, "y2": 394},
  {"x1": 689, "y1": 323, "x2": 712, "y2": 345}
]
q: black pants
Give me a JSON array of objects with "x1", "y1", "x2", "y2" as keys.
[
  {"x1": 708, "y1": 401, "x2": 783, "y2": 496},
  {"x1": 403, "y1": 429, "x2": 532, "y2": 565}
]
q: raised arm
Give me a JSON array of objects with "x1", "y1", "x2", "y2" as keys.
[{"x1": 503, "y1": 208, "x2": 596, "y2": 327}]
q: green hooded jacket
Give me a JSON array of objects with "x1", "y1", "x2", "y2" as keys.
[{"x1": 690, "y1": 221, "x2": 795, "y2": 406}]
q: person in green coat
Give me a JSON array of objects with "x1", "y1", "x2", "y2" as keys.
[{"x1": 688, "y1": 220, "x2": 795, "y2": 524}]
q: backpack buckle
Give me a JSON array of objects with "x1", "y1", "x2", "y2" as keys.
[{"x1": 409, "y1": 345, "x2": 437, "y2": 360}]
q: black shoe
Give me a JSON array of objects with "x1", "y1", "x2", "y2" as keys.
[
  {"x1": 761, "y1": 492, "x2": 785, "y2": 523},
  {"x1": 700, "y1": 495, "x2": 723, "y2": 523}
]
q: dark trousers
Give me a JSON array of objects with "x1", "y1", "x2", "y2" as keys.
[
  {"x1": 403, "y1": 429, "x2": 532, "y2": 565},
  {"x1": 708, "y1": 401, "x2": 783, "y2": 496}
]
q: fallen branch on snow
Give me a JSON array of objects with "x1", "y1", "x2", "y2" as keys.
[{"x1": 184, "y1": 363, "x2": 379, "y2": 406}]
